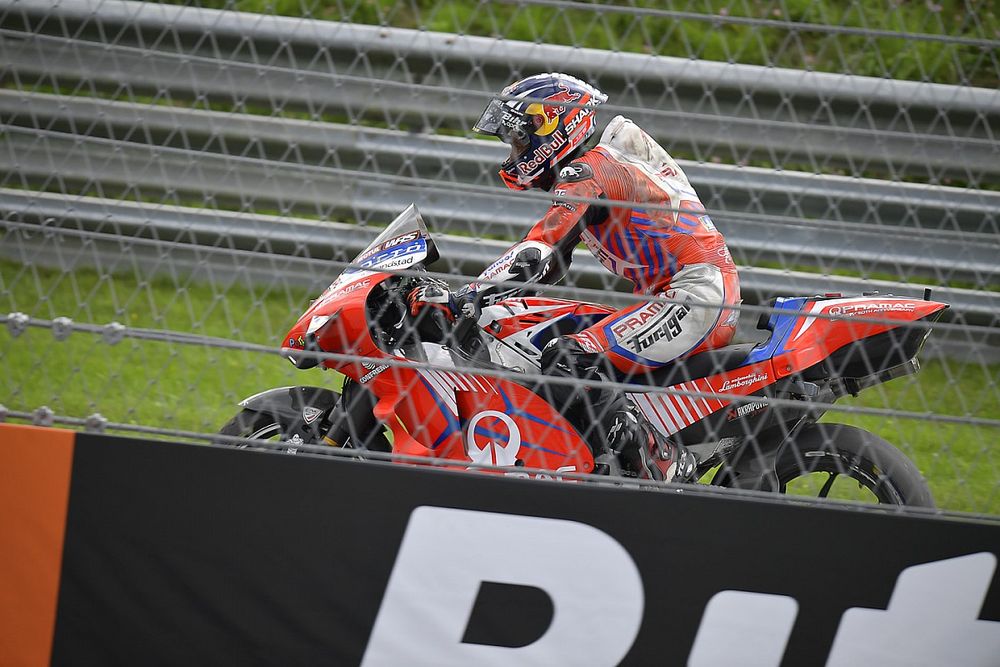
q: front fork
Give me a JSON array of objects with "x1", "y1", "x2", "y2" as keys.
[{"x1": 322, "y1": 380, "x2": 391, "y2": 452}]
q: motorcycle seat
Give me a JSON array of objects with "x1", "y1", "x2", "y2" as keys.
[{"x1": 622, "y1": 343, "x2": 757, "y2": 388}]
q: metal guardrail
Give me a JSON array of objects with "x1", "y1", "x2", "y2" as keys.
[
  {"x1": 2, "y1": 189, "x2": 996, "y2": 326},
  {"x1": 0, "y1": 1, "x2": 996, "y2": 323},
  {"x1": 3, "y1": 0, "x2": 999, "y2": 182},
  {"x1": 4, "y1": 88, "x2": 999, "y2": 236},
  {"x1": 3, "y1": 120, "x2": 997, "y2": 292}
]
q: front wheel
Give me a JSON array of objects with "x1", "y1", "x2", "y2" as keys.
[
  {"x1": 217, "y1": 408, "x2": 320, "y2": 452},
  {"x1": 718, "y1": 423, "x2": 935, "y2": 508}
]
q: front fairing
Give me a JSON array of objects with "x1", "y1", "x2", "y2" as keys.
[{"x1": 281, "y1": 205, "x2": 436, "y2": 368}]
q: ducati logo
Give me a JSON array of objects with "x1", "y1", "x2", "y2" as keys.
[{"x1": 301, "y1": 406, "x2": 323, "y2": 424}]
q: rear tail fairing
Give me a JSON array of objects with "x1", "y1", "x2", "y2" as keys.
[
  {"x1": 743, "y1": 295, "x2": 947, "y2": 382},
  {"x1": 628, "y1": 294, "x2": 946, "y2": 453}
]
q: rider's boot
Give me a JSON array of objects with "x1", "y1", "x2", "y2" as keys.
[{"x1": 607, "y1": 408, "x2": 697, "y2": 483}]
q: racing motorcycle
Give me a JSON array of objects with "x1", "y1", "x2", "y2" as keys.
[{"x1": 220, "y1": 205, "x2": 948, "y2": 506}]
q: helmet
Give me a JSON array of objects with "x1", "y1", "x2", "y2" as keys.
[{"x1": 473, "y1": 73, "x2": 608, "y2": 191}]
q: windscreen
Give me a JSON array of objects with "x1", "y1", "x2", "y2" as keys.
[{"x1": 331, "y1": 204, "x2": 437, "y2": 289}]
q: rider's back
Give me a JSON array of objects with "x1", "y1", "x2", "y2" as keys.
[{"x1": 567, "y1": 116, "x2": 738, "y2": 296}]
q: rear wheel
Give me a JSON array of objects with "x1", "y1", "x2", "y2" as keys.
[{"x1": 719, "y1": 423, "x2": 934, "y2": 507}]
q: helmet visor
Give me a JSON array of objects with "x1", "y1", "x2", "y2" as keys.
[
  {"x1": 472, "y1": 97, "x2": 506, "y2": 136},
  {"x1": 473, "y1": 98, "x2": 522, "y2": 141},
  {"x1": 475, "y1": 98, "x2": 531, "y2": 164}
]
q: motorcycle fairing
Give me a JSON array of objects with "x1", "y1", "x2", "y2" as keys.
[
  {"x1": 371, "y1": 347, "x2": 595, "y2": 474},
  {"x1": 282, "y1": 205, "x2": 436, "y2": 365},
  {"x1": 277, "y1": 203, "x2": 947, "y2": 478},
  {"x1": 743, "y1": 295, "x2": 945, "y2": 375}
]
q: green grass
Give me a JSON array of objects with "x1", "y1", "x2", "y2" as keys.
[
  {"x1": 2, "y1": 259, "x2": 997, "y2": 514},
  {"x1": 0, "y1": 259, "x2": 329, "y2": 435},
  {"x1": 820, "y1": 362, "x2": 1000, "y2": 515},
  {"x1": 180, "y1": 0, "x2": 998, "y2": 88}
]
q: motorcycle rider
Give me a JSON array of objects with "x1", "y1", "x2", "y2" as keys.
[{"x1": 409, "y1": 72, "x2": 740, "y2": 482}]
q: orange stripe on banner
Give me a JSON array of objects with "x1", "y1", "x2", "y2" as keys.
[{"x1": 0, "y1": 424, "x2": 75, "y2": 667}]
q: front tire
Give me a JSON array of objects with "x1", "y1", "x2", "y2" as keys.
[{"x1": 217, "y1": 408, "x2": 317, "y2": 451}]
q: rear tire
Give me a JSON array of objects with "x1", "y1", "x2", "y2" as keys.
[{"x1": 720, "y1": 423, "x2": 934, "y2": 507}]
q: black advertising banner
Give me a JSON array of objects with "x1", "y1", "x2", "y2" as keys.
[{"x1": 52, "y1": 434, "x2": 1000, "y2": 666}]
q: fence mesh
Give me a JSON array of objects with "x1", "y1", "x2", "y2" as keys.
[{"x1": 1, "y1": 0, "x2": 997, "y2": 515}]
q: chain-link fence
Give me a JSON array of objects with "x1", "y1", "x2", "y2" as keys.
[{"x1": 1, "y1": 0, "x2": 997, "y2": 515}]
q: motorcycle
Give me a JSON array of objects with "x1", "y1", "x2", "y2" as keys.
[{"x1": 220, "y1": 205, "x2": 948, "y2": 506}]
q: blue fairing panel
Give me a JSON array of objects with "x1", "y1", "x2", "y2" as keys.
[{"x1": 741, "y1": 297, "x2": 809, "y2": 366}]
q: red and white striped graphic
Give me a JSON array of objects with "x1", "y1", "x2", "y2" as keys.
[
  {"x1": 417, "y1": 369, "x2": 491, "y2": 415},
  {"x1": 628, "y1": 380, "x2": 726, "y2": 436}
]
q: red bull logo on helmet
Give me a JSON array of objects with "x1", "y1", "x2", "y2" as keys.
[
  {"x1": 527, "y1": 83, "x2": 583, "y2": 136},
  {"x1": 516, "y1": 130, "x2": 568, "y2": 175},
  {"x1": 543, "y1": 83, "x2": 582, "y2": 119}
]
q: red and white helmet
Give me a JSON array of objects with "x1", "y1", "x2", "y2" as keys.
[{"x1": 473, "y1": 73, "x2": 607, "y2": 191}]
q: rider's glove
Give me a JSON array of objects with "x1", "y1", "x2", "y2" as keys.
[
  {"x1": 455, "y1": 284, "x2": 481, "y2": 321},
  {"x1": 408, "y1": 282, "x2": 457, "y2": 322}
]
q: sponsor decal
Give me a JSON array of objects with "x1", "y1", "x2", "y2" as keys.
[
  {"x1": 611, "y1": 301, "x2": 670, "y2": 338},
  {"x1": 317, "y1": 278, "x2": 371, "y2": 307},
  {"x1": 349, "y1": 239, "x2": 427, "y2": 272},
  {"x1": 371, "y1": 254, "x2": 424, "y2": 271},
  {"x1": 564, "y1": 107, "x2": 592, "y2": 135},
  {"x1": 301, "y1": 406, "x2": 324, "y2": 424},
  {"x1": 335, "y1": 279, "x2": 370, "y2": 296},
  {"x1": 479, "y1": 247, "x2": 518, "y2": 281},
  {"x1": 631, "y1": 304, "x2": 690, "y2": 354},
  {"x1": 359, "y1": 363, "x2": 389, "y2": 383},
  {"x1": 466, "y1": 410, "x2": 522, "y2": 467},
  {"x1": 609, "y1": 300, "x2": 692, "y2": 355},
  {"x1": 726, "y1": 400, "x2": 769, "y2": 421},
  {"x1": 504, "y1": 465, "x2": 578, "y2": 481},
  {"x1": 517, "y1": 130, "x2": 567, "y2": 175},
  {"x1": 720, "y1": 372, "x2": 768, "y2": 392},
  {"x1": 524, "y1": 82, "x2": 584, "y2": 137},
  {"x1": 558, "y1": 162, "x2": 593, "y2": 183},
  {"x1": 543, "y1": 83, "x2": 582, "y2": 118},
  {"x1": 552, "y1": 188, "x2": 578, "y2": 212},
  {"x1": 828, "y1": 302, "x2": 916, "y2": 317},
  {"x1": 357, "y1": 232, "x2": 421, "y2": 262}
]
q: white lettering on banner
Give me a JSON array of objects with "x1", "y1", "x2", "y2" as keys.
[
  {"x1": 826, "y1": 552, "x2": 1000, "y2": 667},
  {"x1": 360, "y1": 507, "x2": 644, "y2": 667},
  {"x1": 361, "y1": 508, "x2": 1000, "y2": 667},
  {"x1": 688, "y1": 591, "x2": 799, "y2": 667}
]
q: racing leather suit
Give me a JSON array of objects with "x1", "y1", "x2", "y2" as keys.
[
  {"x1": 463, "y1": 116, "x2": 740, "y2": 475},
  {"x1": 467, "y1": 115, "x2": 741, "y2": 377}
]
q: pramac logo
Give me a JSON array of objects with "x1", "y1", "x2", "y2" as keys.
[{"x1": 466, "y1": 411, "x2": 522, "y2": 466}]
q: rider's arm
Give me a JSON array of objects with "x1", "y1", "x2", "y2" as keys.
[{"x1": 463, "y1": 176, "x2": 606, "y2": 307}]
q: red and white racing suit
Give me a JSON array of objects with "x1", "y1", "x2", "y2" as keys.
[{"x1": 469, "y1": 116, "x2": 741, "y2": 376}]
